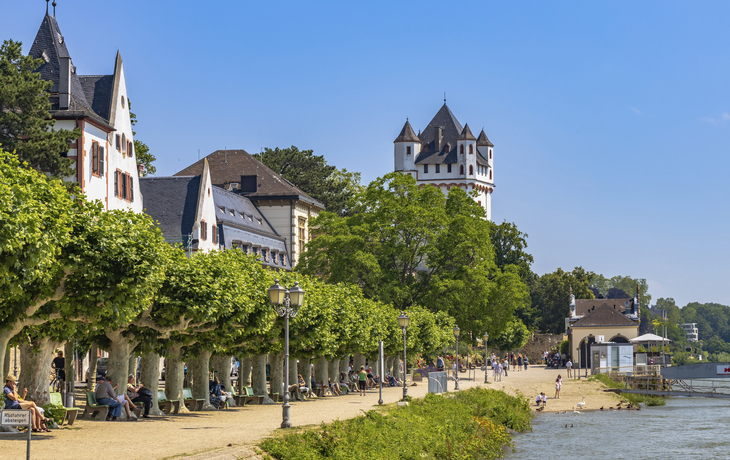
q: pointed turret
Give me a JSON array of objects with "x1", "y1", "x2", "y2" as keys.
[
  {"x1": 393, "y1": 120, "x2": 421, "y2": 143},
  {"x1": 394, "y1": 120, "x2": 421, "y2": 173},
  {"x1": 477, "y1": 129, "x2": 493, "y2": 147},
  {"x1": 458, "y1": 124, "x2": 477, "y2": 140}
]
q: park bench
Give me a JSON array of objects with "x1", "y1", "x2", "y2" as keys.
[
  {"x1": 182, "y1": 388, "x2": 205, "y2": 411},
  {"x1": 157, "y1": 390, "x2": 180, "y2": 415},
  {"x1": 83, "y1": 392, "x2": 109, "y2": 420},
  {"x1": 230, "y1": 387, "x2": 246, "y2": 407},
  {"x1": 244, "y1": 386, "x2": 263, "y2": 405},
  {"x1": 49, "y1": 392, "x2": 82, "y2": 426}
]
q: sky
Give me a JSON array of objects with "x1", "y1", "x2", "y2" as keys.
[{"x1": 2, "y1": 1, "x2": 729, "y2": 308}]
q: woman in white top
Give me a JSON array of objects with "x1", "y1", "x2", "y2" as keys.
[{"x1": 555, "y1": 374, "x2": 562, "y2": 399}]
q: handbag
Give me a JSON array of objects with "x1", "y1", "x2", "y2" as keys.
[{"x1": 137, "y1": 387, "x2": 153, "y2": 398}]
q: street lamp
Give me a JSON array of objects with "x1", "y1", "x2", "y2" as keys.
[
  {"x1": 483, "y1": 332, "x2": 489, "y2": 384},
  {"x1": 398, "y1": 312, "x2": 409, "y2": 401},
  {"x1": 268, "y1": 279, "x2": 305, "y2": 429},
  {"x1": 454, "y1": 325, "x2": 460, "y2": 391}
]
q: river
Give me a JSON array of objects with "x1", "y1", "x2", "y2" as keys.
[{"x1": 506, "y1": 397, "x2": 730, "y2": 459}]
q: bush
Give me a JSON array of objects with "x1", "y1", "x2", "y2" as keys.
[
  {"x1": 41, "y1": 403, "x2": 66, "y2": 426},
  {"x1": 260, "y1": 388, "x2": 532, "y2": 460}
]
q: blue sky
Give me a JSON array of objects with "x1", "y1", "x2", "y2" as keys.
[{"x1": 3, "y1": 1, "x2": 729, "y2": 307}]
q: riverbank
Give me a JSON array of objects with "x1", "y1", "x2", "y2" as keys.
[{"x1": 0, "y1": 366, "x2": 614, "y2": 460}]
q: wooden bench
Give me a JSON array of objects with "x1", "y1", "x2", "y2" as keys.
[
  {"x1": 157, "y1": 390, "x2": 180, "y2": 415},
  {"x1": 182, "y1": 388, "x2": 205, "y2": 411},
  {"x1": 83, "y1": 392, "x2": 109, "y2": 420},
  {"x1": 230, "y1": 387, "x2": 246, "y2": 407},
  {"x1": 244, "y1": 386, "x2": 263, "y2": 405},
  {"x1": 49, "y1": 392, "x2": 82, "y2": 426}
]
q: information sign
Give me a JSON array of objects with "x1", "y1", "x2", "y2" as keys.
[{"x1": 1, "y1": 410, "x2": 31, "y2": 427}]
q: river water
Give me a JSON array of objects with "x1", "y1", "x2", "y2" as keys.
[{"x1": 506, "y1": 397, "x2": 730, "y2": 459}]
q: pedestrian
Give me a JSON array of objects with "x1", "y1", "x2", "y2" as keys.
[
  {"x1": 555, "y1": 374, "x2": 562, "y2": 399},
  {"x1": 436, "y1": 355, "x2": 444, "y2": 371},
  {"x1": 517, "y1": 354, "x2": 523, "y2": 371},
  {"x1": 566, "y1": 359, "x2": 572, "y2": 378},
  {"x1": 358, "y1": 366, "x2": 367, "y2": 396},
  {"x1": 503, "y1": 358, "x2": 509, "y2": 377},
  {"x1": 524, "y1": 355, "x2": 529, "y2": 370}
]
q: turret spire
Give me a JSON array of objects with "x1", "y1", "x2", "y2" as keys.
[
  {"x1": 53, "y1": 0, "x2": 57, "y2": 16},
  {"x1": 46, "y1": 0, "x2": 49, "y2": 15}
]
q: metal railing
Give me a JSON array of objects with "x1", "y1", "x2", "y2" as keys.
[{"x1": 592, "y1": 365, "x2": 661, "y2": 377}]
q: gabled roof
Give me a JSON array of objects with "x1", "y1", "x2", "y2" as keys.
[
  {"x1": 174, "y1": 150, "x2": 325, "y2": 209},
  {"x1": 416, "y1": 104, "x2": 463, "y2": 165},
  {"x1": 477, "y1": 129, "x2": 493, "y2": 147},
  {"x1": 457, "y1": 124, "x2": 477, "y2": 141},
  {"x1": 394, "y1": 120, "x2": 421, "y2": 143},
  {"x1": 78, "y1": 75, "x2": 114, "y2": 121},
  {"x1": 572, "y1": 302, "x2": 638, "y2": 327},
  {"x1": 29, "y1": 13, "x2": 113, "y2": 129},
  {"x1": 138, "y1": 176, "x2": 201, "y2": 241},
  {"x1": 575, "y1": 299, "x2": 634, "y2": 317}
]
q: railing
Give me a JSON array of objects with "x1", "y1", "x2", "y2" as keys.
[
  {"x1": 592, "y1": 365, "x2": 661, "y2": 377},
  {"x1": 622, "y1": 375, "x2": 730, "y2": 398}
]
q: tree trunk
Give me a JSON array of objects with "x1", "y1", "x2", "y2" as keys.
[
  {"x1": 269, "y1": 351, "x2": 284, "y2": 401},
  {"x1": 300, "y1": 357, "x2": 312, "y2": 389},
  {"x1": 212, "y1": 355, "x2": 235, "y2": 406},
  {"x1": 64, "y1": 342, "x2": 75, "y2": 385},
  {"x1": 165, "y1": 346, "x2": 189, "y2": 413},
  {"x1": 252, "y1": 354, "x2": 275, "y2": 404},
  {"x1": 2, "y1": 345, "x2": 10, "y2": 379},
  {"x1": 105, "y1": 331, "x2": 137, "y2": 420},
  {"x1": 191, "y1": 350, "x2": 215, "y2": 410},
  {"x1": 87, "y1": 345, "x2": 98, "y2": 392},
  {"x1": 354, "y1": 353, "x2": 366, "y2": 372},
  {"x1": 0, "y1": 331, "x2": 14, "y2": 385},
  {"x1": 140, "y1": 352, "x2": 164, "y2": 416},
  {"x1": 288, "y1": 357, "x2": 299, "y2": 386},
  {"x1": 314, "y1": 357, "x2": 328, "y2": 389},
  {"x1": 328, "y1": 358, "x2": 340, "y2": 384},
  {"x1": 239, "y1": 356, "x2": 252, "y2": 391},
  {"x1": 19, "y1": 337, "x2": 58, "y2": 406},
  {"x1": 128, "y1": 353, "x2": 137, "y2": 380}
]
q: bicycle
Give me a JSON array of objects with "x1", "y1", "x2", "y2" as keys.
[{"x1": 49, "y1": 368, "x2": 64, "y2": 393}]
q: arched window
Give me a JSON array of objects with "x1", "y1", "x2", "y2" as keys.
[
  {"x1": 469, "y1": 145, "x2": 473, "y2": 154},
  {"x1": 469, "y1": 165, "x2": 474, "y2": 175},
  {"x1": 460, "y1": 145, "x2": 464, "y2": 154},
  {"x1": 443, "y1": 143, "x2": 450, "y2": 152},
  {"x1": 406, "y1": 146, "x2": 411, "y2": 155},
  {"x1": 460, "y1": 165, "x2": 464, "y2": 175},
  {"x1": 489, "y1": 170, "x2": 492, "y2": 179},
  {"x1": 489, "y1": 149, "x2": 492, "y2": 159}
]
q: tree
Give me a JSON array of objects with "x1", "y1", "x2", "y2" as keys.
[
  {"x1": 491, "y1": 318, "x2": 530, "y2": 352},
  {"x1": 531, "y1": 267, "x2": 595, "y2": 333},
  {"x1": 253, "y1": 146, "x2": 362, "y2": 216},
  {"x1": 129, "y1": 99, "x2": 156, "y2": 176},
  {"x1": 298, "y1": 173, "x2": 528, "y2": 340},
  {"x1": 0, "y1": 148, "x2": 73, "y2": 378},
  {"x1": 0, "y1": 40, "x2": 79, "y2": 178},
  {"x1": 589, "y1": 274, "x2": 651, "y2": 307}
]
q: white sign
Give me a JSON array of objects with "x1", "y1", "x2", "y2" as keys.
[
  {"x1": 597, "y1": 335, "x2": 605, "y2": 343},
  {"x1": 717, "y1": 365, "x2": 730, "y2": 375},
  {"x1": 1, "y1": 410, "x2": 31, "y2": 427}
]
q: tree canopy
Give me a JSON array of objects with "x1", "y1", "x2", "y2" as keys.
[
  {"x1": 531, "y1": 267, "x2": 595, "y2": 333},
  {"x1": 0, "y1": 40, "x2": 79, "y2": 178},
  {"x1": 129, "y1": 99, "x2": 156, "y2": 176}
]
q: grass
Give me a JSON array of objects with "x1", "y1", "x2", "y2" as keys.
[
  {"x1": 588, "y1": 374, "x2": 666, "y2": 406},
  {"x1": 259, "y1": 388, "x2": 533, "y2": 460}
]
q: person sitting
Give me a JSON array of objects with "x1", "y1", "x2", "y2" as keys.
[
  {"x1": 366, "y1": 368, "x2": 377, "y2": 389},
  {"x1": 328, "y1": 378, "x2": 342, "y2": 396},
  {"x1": 209, "y1": 376, "x2": 232, "y2": 409},
  {"x1": 95, "y1": 375, "x2": 123, "y2": 421},
  {"x1": 107, "y1": 376, "x2": 138, "y2": 421},
  {"x1": 339, "y1": 372, "x2": 352, "y2": 393},
  {"x1": 4, "y1": 375, "x2": 50, "y2": 432},
  {"x1": 298, "y1": 374, "x2": 312, "y2": 398},
  {"x1": 127, "y1": 374, "x2": 152, "y2": 418}
]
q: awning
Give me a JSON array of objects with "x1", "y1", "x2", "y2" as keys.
[{"x1": 630, "y1": 333, "x2": 671, "y2": 343}]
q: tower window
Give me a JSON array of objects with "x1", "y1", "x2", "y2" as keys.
[
  {"x1": 460, "y1": 145, "x2": 464, "y2": 154},
  {"x1": 489, "y1": 170, "x2": 492, "y2": 180},
  {"x1": 489, "y1": 149, "x2": 492, "y2": 159},
  {"x1": 460, "y1": 165, "x2": 464, "y2": 175},
  {"x1": 407, "y1": 146, "x2": 411, "y2": 155},
  {"x1": 469, "y1": 145, "x2": 474, "y2": 154},
  {"x1": 424, "y1": 164, "x2": 429, "y2": 173},
  {"x1": 469, "y1": 165, "x2": 474, "y2": 175},
  {"x1": 447, "y1": 164, "x2": 452, "y2": 173},
  {"x1": 435, "y1": 164, "x2": 440, "y2": 173}
]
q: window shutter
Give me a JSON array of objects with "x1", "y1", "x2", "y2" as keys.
[
  {"x1": 129, "y1": 141, "x2": 134, "y2": 157},
  {"x1": 122, "y1": 172, "x2": 127, "y2": 200},
  {"x1": 99, "y1": 146, "x2": 105, "y2": 176},
  {"x1": 114, "y1": 171, "x2": 118, "y2": 196},
  {"x1": 129, "y1": 174, "x2": 134, "y2": 202}
]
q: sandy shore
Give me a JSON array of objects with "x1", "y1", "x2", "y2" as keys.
[{"x1": 0, "y1": 366, "x2": 620, "y2": 460}]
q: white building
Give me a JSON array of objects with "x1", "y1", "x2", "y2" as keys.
[
  {"x1": 29, "y1": 8, "x2": 142, "y2": 212},
  {"x1": 680, "y1": 323, "x2": 699, "y2": 342},
  {"x1": 393, "y1": 103, "x2": 495, "y2": 219}
]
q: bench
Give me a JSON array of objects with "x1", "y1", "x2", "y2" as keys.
[
  {"x1": 231, "y1": 387, "x2": 246, "y2": 407},
  {"x1": 49, "y1": 392, "x2": 82, "y2": 426},
  {"x1": 157, "y1": 390, "x2": 180, "y2": 415},
  {"x1": 83, "y1": 392, "x2": 109, "y2": 420},
  {"x1": 244, "y1": 387, "x2": 263, "y2": 405},
  {"x1": 182, "y1": 388, "x2": 205, "y2": 411}
]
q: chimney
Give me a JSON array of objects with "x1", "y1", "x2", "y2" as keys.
[
  {"x1": 435, "y1": 126, "x2": 443, "y2": 151},
  {"x1": 59, "y1": 57, "x2": 71, "y2": 110},
  {"x1": 240, "y1": 175, "x2": 257, "y2": 194}
]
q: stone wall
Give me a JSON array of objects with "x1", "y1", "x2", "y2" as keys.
[{"x1": 515, "y1": 333, "x2": 567, "y2": 363}]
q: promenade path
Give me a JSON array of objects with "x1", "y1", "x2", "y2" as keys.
[{"x1": 0, "y1": 366, "x2": 617, "y2": 460}]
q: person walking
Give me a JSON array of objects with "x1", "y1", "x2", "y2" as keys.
[
  {"x1": 503, "y1": 358, "x2": 509, "y2": 377},
  {"x1": 566, "y1": 359, "x2": 573, "y2": 378},
  {"x1": 524, "y1": 355, "x2": 529, "y2": 370},
  {"x1": 358, "y1": 366, "x2": 367, "y2": 396},
  {"x1": 555, "y1": 374, "x2": 562, "y2": 399},
  {"x1": 517, "y1": 354, "x2": 523, "y2": 371}
]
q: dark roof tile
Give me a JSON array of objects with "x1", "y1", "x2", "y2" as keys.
[
  {"x1": 572, "y1": 302, "x2": 638, "y2": 327},
  {"x1": 477, "y1": 129, "x2": 493, "y2": 147},
  {"x1": 457, "y1": 123, "x2": 477, "y2": 141},
  {"x1": 394, "y1": 120, "x2": 421, "y2": 143}
]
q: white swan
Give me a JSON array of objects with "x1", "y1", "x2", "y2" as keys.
[
  {"x1": 575, "y1": 397, "x2": 586, "y2": 408},
  {"x1": 573, "y1": 410, "x2": 581, "y2": 414}
]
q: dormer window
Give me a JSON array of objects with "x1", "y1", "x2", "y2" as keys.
[
  {"x1": 443, "y1": 143, "x2": 450, "y2": 152},
  {"x1": 423, "y1": 144, "x2": 429, "y2": 153}
]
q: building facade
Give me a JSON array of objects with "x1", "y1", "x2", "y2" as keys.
[
  {"x1": 680, "y1": 323, "x2": 699, "y2": 342},
  {"x1": 393, "y1": 103, "x2": 495, "y2": 219},
  {"x1": 29, "y1": 8, "x2": 142, "y2": 212}
]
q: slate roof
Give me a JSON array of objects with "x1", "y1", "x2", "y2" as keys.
[
  {"x1": 78, "y1": 75, "x2": 114, "y2": 121},
  {"x1": 393, "y1": 120, "x2": 421, "y2": 143},
  {"x1": 477, "y1": 129, "x2": 493, "y2": 147},
  {"x1": 138, "y1": 176, "x2": 200, "y2": 241},
  {"x1": 457, "y1": 124, "x2": 477, "y2": 141},
  {"x1": 29, "y1": 14, "x2": 114, "y2": 128},
  {"x1": 415, "y1": 104, "x2": 463, "y2": 165},
  {"x1": 575, "y1": 299, "x2": 634, "y2": 317},
  {"x1": 572, "y1": 302, "x2": 639, "y2": 327},
  {"x1": 174, "y1": 150, "x2": 325, "y2": 209},
  {"x1": 212, "y1": 186, "x2": 283, "y2": 241}
]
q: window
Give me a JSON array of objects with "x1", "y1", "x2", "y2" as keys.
[
  {"x1": 406, "y1": 146, "x2": 411, "y2": 155},
  {"x1": 122, "y1": 134, "x2": 126, "y2": 155},
  {"x1": 128, "y1": 141, "x2": 134, "y2": 157},
  {"x1": 280, "y1": 254, "x2": 286, "y2": 266},
  {"x1": 272, "y1": 252, "x2": 278, "y2": 265},
  {"x1": 489, "y1": 170, "x2": 492, "y2": 180},
  {"x1": 460, "y1": 145, "x2": 464, "y2": 154},
  {"x1": 261, "y1": 249, "x2": 268, "y2": 262},
  {"x1": 114, "y1": 170, "x2": 119, "y2": 196},
  {"x1": 122, "y1": 171, "x2": 128, "y2": 199},
  {"x1": 424, "y1": 164, "x2": 429, "y2": 173},
  {"x1": 99, "y1": 146, "x2": 105, "y2": 177},
  {"x1": 435, "y1": 164, "x2": 440, "y2": 173},
  {"x1": 201, "y1": 220, "x2": 207, "y2": 241},
  {"x1": 298, "y1": 217, "x2": 306, "y2": 255},
  {"x1": 447, "y1": 164, "x2": 452, "y2": 173},
  {"x1": 212, "y1": 225, "x2": 218, "y2": 245},
  {"x1": 423, "y1": 144, "x2": 429, "y2": 153},
  {"x1": 91, "y1": 141, "x2": 100, "y2": 175},
  {"x1": 469, "y1": 165, "x2": 474, "y2": 175},
  {"x1": 478, "y1": 201, "x2": 482, "y2": 207},
  {"x1": 469, "y1": 145, "x2": 473, "y2": 154},
  {"x1": 489, "y1": 149, "x2": 492, "y2": 159},
  {"x1": 116, "y1": 134, "x2": 120, "y2": 151},
  {"x1": 128, "y1": 173, "x2": 134, "y2": 202},
  {"x1": 121, "y1": 95, "x2": 125, "y2": 108},
  {"x1": 252, "y1": 247, "x2": 258, "y2": 255},
  {"x1": 460, "y1": 165, "x2": 464, "y2": 175}
]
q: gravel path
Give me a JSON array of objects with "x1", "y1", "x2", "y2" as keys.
[{"x1": 0, "y1": 366, "x2": 616, "y2": 460}]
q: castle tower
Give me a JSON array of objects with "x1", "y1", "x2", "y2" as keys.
[{"x1": 393, "y1": 120, "x2": 421, "y2": 179}]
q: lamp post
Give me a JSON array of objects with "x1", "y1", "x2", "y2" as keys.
[
  {"x1": 398, "y1": 312, "x2": 409, "y2": 401},
  {"x1": 454, "y1": 325, "x2": 460, "y2": 391},
  {"x1": 268, "y1": 279, "x2": 305, "y2": 429},
  {"x1": 483, "y1": 332, "x2": 489, "y2": 384}
]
